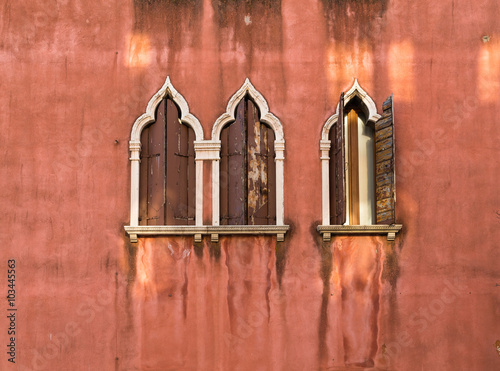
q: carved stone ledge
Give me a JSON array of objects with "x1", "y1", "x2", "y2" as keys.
[
  {"x1": 317, "y1": 224, "x2": 402, "y2": 241},
  {"x1": 124, "y1": 225, "x2": 290, "y2": 242}
]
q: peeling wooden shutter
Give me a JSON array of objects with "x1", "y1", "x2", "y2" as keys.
[
  {"x1": 375, "y1": 95, "x2": 395, "y2": 224},
  {"x1": 247, "y1": 99, "x2": 276, "y2": 225},
  {"x1": 329, "y1": 92, "x2": 346, "y2": 225},
  {"x1": 139, "y1": 98, "x2": 195, "y2": 226},
  {"x1": 220, "y1": 97, "x2": 276, "y2": 225}
]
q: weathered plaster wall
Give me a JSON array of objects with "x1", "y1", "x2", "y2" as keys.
[{"x1": 1, "y1": 0, "x2": 499, "y2": 370}]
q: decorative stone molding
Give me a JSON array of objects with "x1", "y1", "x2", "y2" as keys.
[
  {"x1": 126, "y1": 76, "x2": 289, "y2": 241},
  {"x1": 130, "y1": 76, "x2": 204, "y2": 142},
  {"x1": 321, "y1": 79, "x2": 381, "y2": 142},
  {"x1": 128, "y1": 76, "x2": 204, "y2": 227},
  {"x1": 124, "y1": 225, "x2": 290, "y2": 243},
  {"x1": 317, "y1": 224, "x2": 403, "y2": 241},
  {"x1": 320, "y1": 78, "x2": 383, "y2": 226},
  {"x1": 194, "y1": 140, "x2": 221, "y2": 160},
  {"x1": 211, "y1": 79, "x2": 286, "y2": 227},
  {"x1": 211, "y1": 78, "x2": 284, "y2": 142}
]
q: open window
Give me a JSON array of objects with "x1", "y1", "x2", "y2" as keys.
[{"x1": 319, "y1": 80, "x2": 402, "y2": 241}]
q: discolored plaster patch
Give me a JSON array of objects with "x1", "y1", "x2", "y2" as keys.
[
  {"x1": 275, "y1": 218, "x2": 293, "y2": 287},
  {"x1": 310, "y1": 220, "x2": 333, "y2": 366},
  {"x1": 132, "y1": 0, "x2": 203, "y2": 56},
  {"x1": 212, "y1": 0, "x2": 284, "y2": 75},
  {"x1": 320, "y1": 0, "x2": 387, "y2": 41},
  {"x1": 212, "y1": 0, "x2": 281, "y2": 27},
  {"x1": 382, "y1": 241, "x2": 400, "y2": 291}
]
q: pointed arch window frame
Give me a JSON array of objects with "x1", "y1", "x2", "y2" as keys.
[
  {"x1": 205, "y1": 79, "x2": 288, "y2": 242},
  {"x1": 125, "y1": 77, "x2": 206, "y2": 242},
  {"x1": 318, "y1": 79, "x2": 402, "y2": 242},
  {"x1": 124, "y1": 77, "x2": 289, "y2": 243}
]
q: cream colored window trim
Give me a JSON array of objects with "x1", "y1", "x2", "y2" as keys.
[
  {"x1": 124, "y1": 225, "x2": 290, "y2": 243},
  {"x1": 320, "y1": 79, "x2": 382, "y2": 226},
  {"x1": 127, "y1": 76, "x2": 204, "y2": 231},
  {"x1": 317, "y1": 224, "x2": 403, "y2": 242},
  {"x1": 211, "y1": 78, "x2": 286, "y2": 228}
]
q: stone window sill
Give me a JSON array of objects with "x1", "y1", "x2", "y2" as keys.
[
  {"x1": 124, "y1": 225, "x2": 290, "y2": 243},
  {"x1": 317, "y1": 224, "x2": 402, "y2": 241}
]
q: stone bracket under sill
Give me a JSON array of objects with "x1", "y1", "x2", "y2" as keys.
[
  {"x1": 317, "y1": 224, "x2": 403, "y2": 242},
  {"x1": 124, "y1": 225, "x2": 290, "y2": 243}
]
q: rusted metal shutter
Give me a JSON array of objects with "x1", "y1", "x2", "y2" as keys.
[
  {"x1": 220, "y1": 97, "x2": 276, "y2": 225},
  {"x1": 139, "y1": 98, "x2": 195, "y2": 226},
  {"x1": 375, "y1": 95, "x2": 395, "y2": 224},
  {"x1": 329, "y1": 92, "x2": 346, "y2": 225}
]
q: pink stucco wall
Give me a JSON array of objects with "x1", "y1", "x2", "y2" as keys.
[{"x1": 1, "y1": 0, "x2": 499, "y2": 370}]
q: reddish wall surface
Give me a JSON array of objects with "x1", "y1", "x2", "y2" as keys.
[{"x1": 1, "y1": 0, "x2": 500, "y2": 370}]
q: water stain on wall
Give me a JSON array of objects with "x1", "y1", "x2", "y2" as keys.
[
  {"x1": 321, "y1": 0, "x2": 387, "y2": 42},
  {"x1": 133, "y1": 0, "x2": 203, "y2": 52},
  {"x1": 212, "y1": 0, "x2": 283, "y2": 74}
]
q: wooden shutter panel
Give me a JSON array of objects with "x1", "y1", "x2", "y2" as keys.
[
  {"x1": 139, "y1": 98, "x2": 195, "y2": 226},
  {"x1": 139, "y1": 126, "x2": 149, "y2": 225},
  {"x1": 220, "y1": 100, "x2": 246, "y2": 225},
  {"x1": 220, "y1": 97, "x2": 276, "y2": 226},
  {"x1": 165, "y1": 99, "x2": 196, "y2": 225},
  {"x1": 141, "y1": 99, "x2": 167, "y2": 225},
  {"x1": 329, "y1": 92, "x2": 346, "y2": 225},
  {"x1": 247, "y1": 98, "x2": 276, "y2": 225},
  {"x1": 375, "y1": 95, "x2": 396, "y2": 224}
]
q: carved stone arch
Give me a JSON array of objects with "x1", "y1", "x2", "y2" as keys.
[
  {"x1": 321, "y1": 79, "x2": 381, "y2": 141},
  {"x1": 130, "y1": 76, "x2": 203, "y2": 142},
  {"x1": 320, "y1": 79, "x2": 381, "y2": 226},
  {"x1": 211, "y1": 78, "x2": 284, "y2": 141},
  {"x1": 211, "y1": 78, "x2": 285, "y2": 226},
  {"x1": 128, "y1": 76, "x2": 204, "y2": 228}
]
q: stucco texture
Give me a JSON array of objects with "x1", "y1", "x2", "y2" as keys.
[{"x1": 1, "y1": 0, "x2": 499, "y2": 370}]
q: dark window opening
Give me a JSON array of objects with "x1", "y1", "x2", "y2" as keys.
[{"x1": 329, "y1": 93, "x2": 395, "y2": 226}]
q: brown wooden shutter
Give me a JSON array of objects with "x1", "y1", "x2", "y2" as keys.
[
  {"x1": 220, "y1": 100, "x2": 246, "y2": 225},
  {"x1": 247, "y1": 99, "x2": 276, "y2": 225},
  {"x1": 165, "y1": 99, "x2": 196, "y2": 225},
  {"x1": 375, "y1": 95, "x2": 396, "y2": 224},
  {"x1": 139, "y1": 98, "x2": 195, "y2": 226},
  {"x1": 220, "y1": 97, "x2": 276, "y2": 225},
  {"x1": 329, "y1": 92, "x2": 346, "y2": 225},
  {"x1": 139, "y1": 99, "x2": 167, "y2": 225}
]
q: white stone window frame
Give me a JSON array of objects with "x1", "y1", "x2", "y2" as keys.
[
  {"x1": 207, "y1": 78, "x2": 288, "y2": 242},
  {"x1": 125, "y1": 77, "x2": 289, "y2": 242},
  {"x1": 125, "y1": 76, "x2": 205, "y2": 242},
  {"x1": 318, "y1": 79, "x2": 402, "y2": 241}
]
